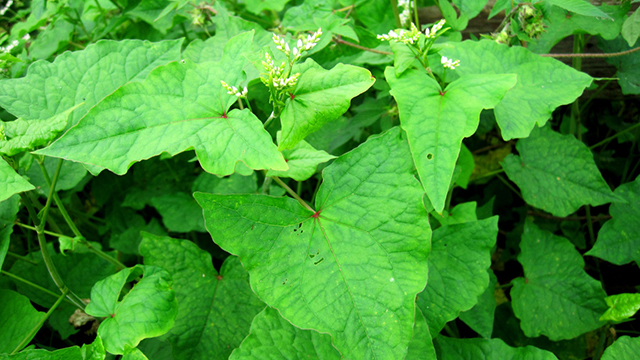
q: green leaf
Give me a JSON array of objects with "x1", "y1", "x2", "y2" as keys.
[
  {"x1": 502, "y1": 126, "x2": 622, "y2": 217},
  {"x1": 244, "y1": 0, "x2": 291, "y2": 15},
  {"x1": 229, "y1": 307, "x2": 340, "y2": 360},
  {"x1": 0, "y1": 39, "x2": 183, "y2": 128},
  {"x1": 149, "y1": 193, "x2": 206, "y2": 233},
  {"x1": 195, "y1": 128, "x2": 431, "y2": 360},
  {"x1": 455, "y1": 144, "x2": 474, "y2": 189},
  {"x1": 511, "y1": 221, "x2": 607, "y2": 341},
  {"x1": 600, "y1": 293, "x2": 640, "y2": 322},
  {"x1": 0, "y1": 104, "x2": 82, "y2": 156},
  {"x1": 0, "y1": 290, "x2": 45, "y2": 354},
  {"x1": 121, "y1": 348, "x2": 148, "y2": 360},
  {"x1": 85, "y1": 265, "x2": 178, "y2": 355},
  {"x1": 528, "y1": 3, "x2": 628, "y2": 54},
  {"x1": 139, "y1": 233, "x2": 265, "y2": 360},
  {"x1": 452, "y1": 0, "x2": 489, "y2": 21},
  {"x1": 267, "y1": 133, "x2": 335, "y2": 181},
  {"x1": 0, "y1": 195, "x2": 19, "y2": 270},
  {"x1": 459, "y1": 270, "x2": 498, "y2": 338},
  {"x1": 586, "y1": 175, "x2": 640, "y2": 266},
  {"x1": 417, "y1": 216, "x2": 498, "y2": 335},
  {"x1": 441, "y1": 40, "x2": 593, "y2": 140},
  {"x1": 0, "y1": 347, "x2": 82, "y2": 360},
  {"x1": 390, "y1": 41, "x2": 417, "y2": 77},
  {"x1": 279, "y1": 60, "x2": 375, "y2": 150},
  {"x1": 24, "y1": 158, "x2": 87, "y2": 196},
  {"x1": 622, "y1": 8, "x2": 640, "y2": 47},
  {"x1": 0, "y1": 159, "x2": 34, "y2": 202},
  {"x1": 600, "y1": 336, "x2": 640, "y2": 360},
  {"x1": 37, "y1": 33, "x2": 287, "y2": 176},
  {"x1": 405, "y1": 309, "x2": 437, "y2": 360},
  {"x1": 192, "y1": 172, "x2": 258, "y2": 195},
  {"x1": 127, "y1": 0, "x2": 187, "y2": 34},
  {"x1": 544, "y1": 0, "x2": 611, "y2": 19},
  {"x1": 434, "y1": 337, "x2": 559, "y2": 360},
  {"x1": 432, "y1": 201, "x2": 478, "y2": 226},
  {"x1": 386, "y1": 67, "x2": 516, "y2": 212}
]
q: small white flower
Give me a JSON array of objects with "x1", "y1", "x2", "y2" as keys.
[
  {"x1": 0, "y1": 0, "x2": 13, "y2": 16},
  {"x1": 425, "y1": 19, "x2": 446, "y2": 38},
  {"x1": 441, "y1": 56, "x2": 460, "y2": 69},
  {"x1": 220, "y1": 80, "x2": 248, "y2": 98}
]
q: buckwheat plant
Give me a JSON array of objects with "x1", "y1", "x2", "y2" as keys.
[
  {"x1": 377, "y1": 19, "x2": 459, "y2": 82},
  {"x1": 260, "y1": 28, "x2": 322, "y2": 123}
]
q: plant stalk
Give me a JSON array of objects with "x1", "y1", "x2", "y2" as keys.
[{"x1": 272, "y1": 176, "x2": 315, "y2": 213}]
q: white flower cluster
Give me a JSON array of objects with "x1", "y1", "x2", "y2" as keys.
[
  {"x1": 220, "y1": 80, "x2": 248, "y2": 98},
  {"x1": 0, "y1": 40, "x2": 18, "y2": 53},
  {"x1": 260, "y1": 53, "x2": 300, "y2": 90},
  {"x1": 377, "y1": 23, "x2": 421, "y2": 44},
  {"x1": 425, "y1": 19, "x2": 446, "y2": 39},
  {"x1": 0, "y1": 0, "x2": 13, "y2": 16},
  {"x1": 398, "y1": 0, "x2": 414, "y2": 26},
  {"x1": 272, "y1": 28, "x2": 322, "y2": 61},
  {"x1": 441, "y1": 56, "x2": 460, "y2": 70}
]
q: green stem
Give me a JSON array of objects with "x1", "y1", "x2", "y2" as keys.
[
  {"x1": 1, "y1": 270, "x2": 75, "y2": 305},
  {"x1": 272, "y1": 177, "x2": 315, "y2": 213},
  {"x1": 412, "y1": 0, "x2": 419, "y2": 28},
  {"x1": 390, "y1": 0, "x2": 402, "y2": 27},
  {"x1": 443, "y1": 323, "x2": 459, "y2": 338},
  {"x1": 296, "y1": 180, "x2": 303, "y2": 197},
  {"x1": 589, "y1": 122, "x2": 640, "y2": 149},
  {"x1": 180, "y1": 22, "x2": 191, "y2": 43},
  {"x1": 585, "y1": 205, "x2": 596, "y2": 247},
  {"x1": 593, "y1": 326, "x2": 609, "y2": 360},
  {"x1": 496, "y1": 174, "x2": 523, "y2": 200},
  {"x1": 6, "y1": 251, "x2": 38, "y2": 265},
  {"x1": 11, "y1": 288, "x2": 69, "y2": 354},
  {"x1": 497, "y1": 281, "x2": 514, "y2": 289},
  {"x1": 470, "y1": 169, "x2": 505, "y2": 183},
  {"x1": 261, "y1": 174, "x2": 272, "y2": 195},
  {"x1": 16, "y1": 222, "x2": 66, "y2": 238},
  {"x1": 263, "y1": 112, "x2": 277, "y2": 129},
  {"x1": 621, "y1": 140, "x2": 636, "y2": 184}
]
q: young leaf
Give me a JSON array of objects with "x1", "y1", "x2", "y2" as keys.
[
  {"x1": 267, "y1": 133, "x2": 335, "y2": 181},
  {"x1": 0, "y1": 39, "x2": 183, "y2": 128},
  {"x1": 85, "y1": 265, "x2": 178, "y2": 355},
  {"x1": 196, "y1": 128, "x2": 431, "y2": 360},
  {"x1": 502, "y1": 126, "x2": 622, "y2": 217},
  {"x1": 139, "y1": 233, "x2": 265, "y2": 360},
  {"x1": 279, "y1": 60, "x2": 375, "y2": 150},
  {"x1": 0, "y1": 290, "x2": 45, "y2": 354},
  {"x1": 386, "y1": 67, "x2": 516, "y2": 213},
  {"x1": 434, "y1": 337, "x2": 559, "y2": 360},
  {"x1": 586, "y1": 175, "x2": 640, "y2": 266},
  {"x1": 544, "y1": 0, "x2": 612, "y2": 19},
  {"x1": 229, "y1": 307, "x2": 340, "y2": 360},
  {"x1": 405, "y1": 308, "x2": 437, "y2": 360},
  {"x1": 622, "y1": 7, "x2": 640, "y2": 47},
  {"x1": 600, "y1": 336, "x2": 640, "y2": 360},
  {"x1": 37, "y1": 32, "x2": 287, "y2": 176},
  {"x1": 0, "y1": 159, "x2": 34, "y2": 202},
  {"x1": 0, "y1": 195, "x2": 19, "y2": 270},
  {"x1": 441, "y1": 40, "x2": 592, "y2": 140},
  {"x1": 417, "y1": 216, "x2": 499, "y2": 335},
  {"x1": 459, "y1": 271, "x2": 498, "y2": 339},
  {"x1": 511, "y1": 221, "x2": 608, "y2": 341},
  {"x1": 600, "y1": 293, "x2": 640, "y2": 322}
]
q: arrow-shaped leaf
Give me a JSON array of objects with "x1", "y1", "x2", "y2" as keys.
[
  {"x1": 37, "y1": 32, "x2": 287, "y2": 176},
  {"x1": 386, "y1": 68, "x2": 516, "y2": 213},
  {"x1": 0, "y1": 159, "x2": 34, "y2": 202},
  {"x1": 195, "y1": 127, "x2": 431, "y2": 360}
]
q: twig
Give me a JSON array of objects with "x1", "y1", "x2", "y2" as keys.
[
  {"x1": 333, "y1": 36, "x2": 393, "y2": 55},
  {"x1": 541, "y1": 46, "x2": 640, "y2": 58},
  {"x1": 472, "y1": 141, "x2": 515, "y2": 154},
  {"x1": 527, "y1": 210, "x2": 611, "y2": 222},
  {"x1": 271, "y1": 176, "x2": 316, "y2": 213}
]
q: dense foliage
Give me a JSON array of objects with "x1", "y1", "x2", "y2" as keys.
[{"x1": 0, "y1": 0, "x2": 639, "y2": 359}]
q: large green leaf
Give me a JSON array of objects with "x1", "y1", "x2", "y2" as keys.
[
  {"x1": 417, "y1": 216, "x2": 498, "y2": 335},
  {"x1": 441, "y1": 40, "x2": 593, "y2": 140},
  {"x1": 0, "y1": 348, "x2": 82, "y2": 360},
  {"x1": 195, "y1": 128, "x2": 431, "y2": 360},
  {"x1": 528, "y1": 3, "x2": 627, "y2": 54},
  {"x1": 37, "y1": 32, "x2": 287, "y2": 176},
  {"x1": 0, "y1": 195, "x2": 19, "y2": 270},
  {"x1": 139, "y1": 233, "x2": 265, "y2": 360},
  {"x1": 434, "y1": 337, "x2": 559, "y2": 360},
  {"x1": 600, "y1": 336, "x2": 640, "y2": 360},
  {"x1": 511, "y1": 221, "x2": 607, "y2": 341},
  {"x1": 0, "y1": 159, "x2": 34, "y2": 202},
  {"x1": 0, "y1": 290, "x2": 45, "y2": 354},
  {"x1": 229, "y1": 307, "x2": 340, "y2": 360},
  {"x1": 279, "y1": 60, "x2": 375, "y2": 150},
  {"x1": 0, "y1": 39, "x2": 182, "y2": 128},
  {"x1": 386, "y1": 67, "x2": 516, "y2": 213},
  {"x1": 586, "y1": 174, "x2": 640, "y2": 266},
  {"x1": 502, "y1": 126, "x2": 622, "y2": 217},
  {"x1": 600, "y1": 293, "x2": 640, "y2": 322},
  {"x1": 85, "y1": 265, "x2": 178, "y2": 354}
]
